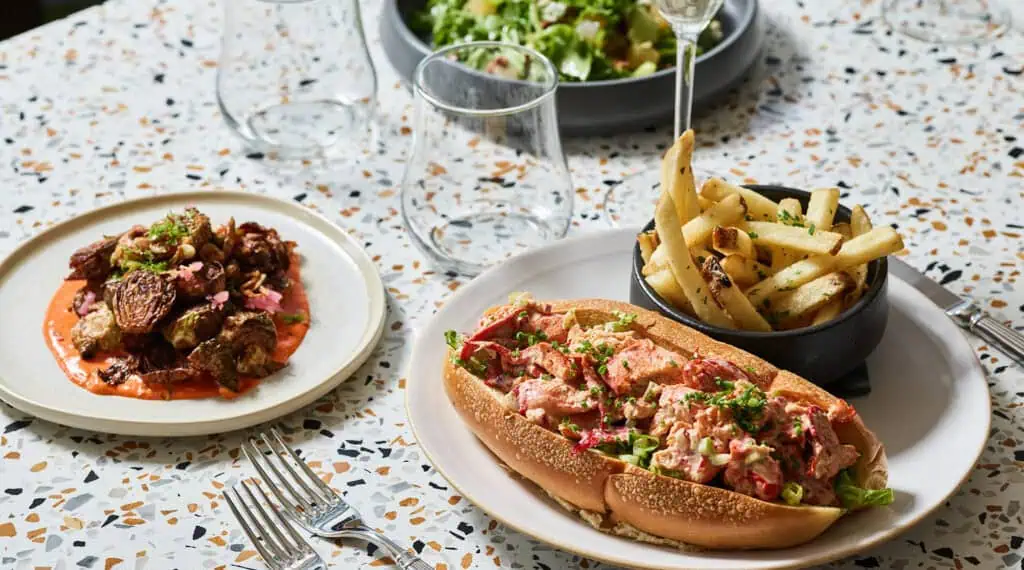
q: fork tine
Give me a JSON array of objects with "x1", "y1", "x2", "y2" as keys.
[
  {"x1": 261, "y1": 431, "x2": 332, "y2": 505},
  {"x1": 225, "y1": 486, "x2": 281, "y2": 567},
  {"x1": 245, "y1": 438, "x2": 319, "y2": 512},
  {"x1": 249, "y1": 478, "x2": 310, "y2": 552},
  {"x1": 269, "y1": 428, "x2": 338, "y2": 499},
  {"x1": 239, "y1": 481, "x2": 301, "y2": 558},
  {"x1": 242, "y1": 439, "x2": 309, "y2": 514}
]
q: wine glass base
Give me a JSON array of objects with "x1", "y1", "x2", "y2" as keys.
[
  {"x1": 221, "y1": 98, "x2": 374, "y2": 161},
  {"x1": 413, "y1": 209, "x2": 565, "y2": 276},
  {"x1": 603, "y1": 168, "x2": 664, "y2": 229},
  {"x1": 882, "y1": 0, "x2": 1010, "y2": 44}
]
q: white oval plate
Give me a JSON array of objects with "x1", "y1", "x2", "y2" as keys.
[
  {"x1": 406, "y1": 229, "x2": 991, "y2": 570},
  {"x1": 0, "y1": 191, "x2": 386, "y2": 436}
]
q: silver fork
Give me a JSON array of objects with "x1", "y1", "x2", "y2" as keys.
[
  {"x1": 224, "y1": 480, "x2": 326, "y2": 570},
  {"x1": 242, "y1": 428, "x2": 433, "y2": 570}
]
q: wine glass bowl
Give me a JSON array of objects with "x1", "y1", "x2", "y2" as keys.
[{"x1": 400, "y1": 42, "x2": 574, "y2": 276}]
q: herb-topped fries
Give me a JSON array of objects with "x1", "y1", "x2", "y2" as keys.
[{"x1": 639, "y1": 130, "x2": 905, "y2": 332}]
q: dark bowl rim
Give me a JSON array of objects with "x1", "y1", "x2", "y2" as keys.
[
  {"x1": 383, "y1": 0, "x2": 758, "y2": 89},
  {"x1": 631, "y1": 184, "x2": 889, "y2": 339}
]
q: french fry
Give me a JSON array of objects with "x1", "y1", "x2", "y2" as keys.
[
  {"x1": 682, "y1": 194, "x2": 747, "y2": 247},
  {"x1": 701, "y1": 257, "x2": 772, "y2": 331},
  {"x1": 832, "y1": 222, "x2": 853, "y2": 242},
  {"x1": 745, "y1": 227, "x2": 902, "y2": 306},
  {"x1": 720, "y1": 254, "x2": 771, "y2": 288},
  {"x1": 746, "y1": 221, "x2": 844, "y2": 256},
  {"x1": 763, "y1": 272, "x2": 854, "y2": 327},
  {"x1": 661, "y1": 130, "x2": 701, "y2": 224},
  {"x1": 645, "y1": 269, "x2": 693, "y2": 313},
  {"x1": 845, "y1": 205, "x2": 875, "y2": 306},
  {"x1": 644, "y1": 243, "x2": 669, "y2": 276},
  {"x1": 812, "y1": 297, "x2": 844, "y2": 325},
  {"x1": 771, "y1": 199, "x2": 804, "y2": 271},
  {"x1": 712, "y1": 226, "x2": 755, "y2": 258},
  {"x1": 850, "y1": 205, "x2": 873, "y2": 237},
  {"x1": 638, "y1": 231, "x2": 657, "y2": 265},
  {"x1": 777, "y1": 198, "x2": 803, "y2": 221},
  {"x1": 805, "y1": 188, "x2": 841, "y2": 231},
  {"x1": 832, "y1": 227, "x2": 904, "y2": 267},
  {"x1": 746, "y1": 256, "x2": 837, "y2": 306},
  {"x1": 655, "y1": 193, "x2": 735, "y2": 328},
  {"x1": 699, "y1": 178, "x2": 779, "y2": 221}
]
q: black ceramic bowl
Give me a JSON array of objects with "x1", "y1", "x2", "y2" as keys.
[
  {"x1": 629, "y1": 185, "x2": 889, "y2": 387},
  {"x1": 379, "y1": 0, "x2": 765, "y2": 136}
]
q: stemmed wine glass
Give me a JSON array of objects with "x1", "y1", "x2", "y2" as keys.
[
  {"x1": 882, "y1": 0, "x2": 1010, "y2": 44},
  {"x1": 603, "y1": 0, "x2": 725, "y2": 227}
]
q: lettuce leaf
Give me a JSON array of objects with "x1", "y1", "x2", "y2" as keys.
[{"x1": 835, "y1": 470, "x2": 894, "y2": 510}]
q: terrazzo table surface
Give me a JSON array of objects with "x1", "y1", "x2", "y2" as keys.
[{"x1": 1, "y1": 0, "x2": 1022, "y2": 568}]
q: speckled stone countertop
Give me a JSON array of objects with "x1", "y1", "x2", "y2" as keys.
[{"x1": 0, "y1": 0, "x2": 1021, "y2": 569}]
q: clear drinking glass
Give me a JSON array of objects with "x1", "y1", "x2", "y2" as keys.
[
  {"x1": 401, "y1": 42, "x2": 573, "y2": 276},
  {"x1": 217, "y1": 0, "x2": 377, "y2": 159},
  {"x1": 883, "y1": 0, "x2": 1010, "y2": 44},
  {"x1": 603, "y1": 0, "x2": 725, "y2": 227}
]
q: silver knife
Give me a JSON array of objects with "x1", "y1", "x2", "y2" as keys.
[{"x1": 889, "y1": 256, "x2": 1023, "y2": 366}]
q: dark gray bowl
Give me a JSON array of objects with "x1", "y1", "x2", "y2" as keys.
[
  {"x1": 629, "y1": 185, "x2": 890, "y2": 387},
  {"x1": 380, "y1": 0, "x2": 765, "y2": 136}
]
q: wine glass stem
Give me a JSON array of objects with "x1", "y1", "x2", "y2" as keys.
[{"x1": 673, "y1": 32, "x2": 699, "y2": 140}]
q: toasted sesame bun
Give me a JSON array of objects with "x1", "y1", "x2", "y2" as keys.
[{"x1": 442, "y1": 298, "x2": 888, "y2": 550}]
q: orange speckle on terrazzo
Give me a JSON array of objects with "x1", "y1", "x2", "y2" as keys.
[
  {"x1": 30, "y1": 461, "x2": 46, "y2": 472},
  {"x1": 0, "y1": 522, "x2": 15, "y2": 537},
  {"x1": 461, "y1": 553, "x2": 473, "y2": 569}
]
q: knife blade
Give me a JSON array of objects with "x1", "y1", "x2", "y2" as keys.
[{"x1": 889, "y1": 256, "x2": 1024, "y2": 366}]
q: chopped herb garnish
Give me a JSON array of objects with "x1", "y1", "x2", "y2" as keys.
[
  {"x1": 808, "y1": 223, "x2": 816, "y2": 236},
  {"x1": 120, "y1": 259, "x2": 169, "y2": 274},
  {"x1": 514, "y1": 329, "x2": 547, "y2": 347},
  {"x1": 559, "y1": 417, "x2": 580, "y2": 433},
  {"x1": 777, "y1": 209, "x2": 805, "y2": 227},
  {"x1": 147, "y1": 212, "x2": 191, "y2": 244},
  {"x1": 444, "y1": 330, "x2": 461, "y2": 351},
  {"x1": 622, "y1": 359, "x2": 630, "y2": 370},
  {"x1": 607, "y1": 310, "x2": 638, "y2": 332},
  {"x1": 279, "y1": 312, "x2": 306, "y2": 325},
  {"x1": 680, "y1": 382, "x2": 767, "y2": 434},
  {"x1": 747, "y1": 231, "x2": 759, "y2": 239}
]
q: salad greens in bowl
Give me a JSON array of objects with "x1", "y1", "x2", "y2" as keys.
[
  {"x1": 408, "y1": 0, "x2": 725, "y2": 82},
  {"x1": 380, "y1": 0, "x2": 764, "y2": 135}
]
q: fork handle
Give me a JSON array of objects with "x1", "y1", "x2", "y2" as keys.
[
  {"x1": 947, "y1": 300, "x2": 1024, "y2": 366},
  {"x1": 350, "y1": 526, "x2": 433, "y2": 570}
]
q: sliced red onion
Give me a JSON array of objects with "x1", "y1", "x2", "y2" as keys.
[
  {"x1": 208, "y1": 290, "x2": 229, "y2": 309},
  {"x1": 76, "y1": 291, "x2": 97, "y2": 316}
]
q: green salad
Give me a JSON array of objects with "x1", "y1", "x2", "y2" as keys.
[{"x1": 410, "y1": 0, "x2": 725, "y2": 82}]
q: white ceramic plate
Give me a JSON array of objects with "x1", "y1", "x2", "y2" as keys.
[
  {"x1": 0, "y1": 191, "x2": 386, "y2": 437},
  {"x1": 406, "y1": 229, "x2": 991, "y2": 570}
]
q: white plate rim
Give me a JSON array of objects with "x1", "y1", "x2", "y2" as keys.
[
  {"x1": 0, "y1": 190, "x2": 387, "y2": 436},
  {"x1": 405, "y1": 228, "x2": 992, "y2": 570}
]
